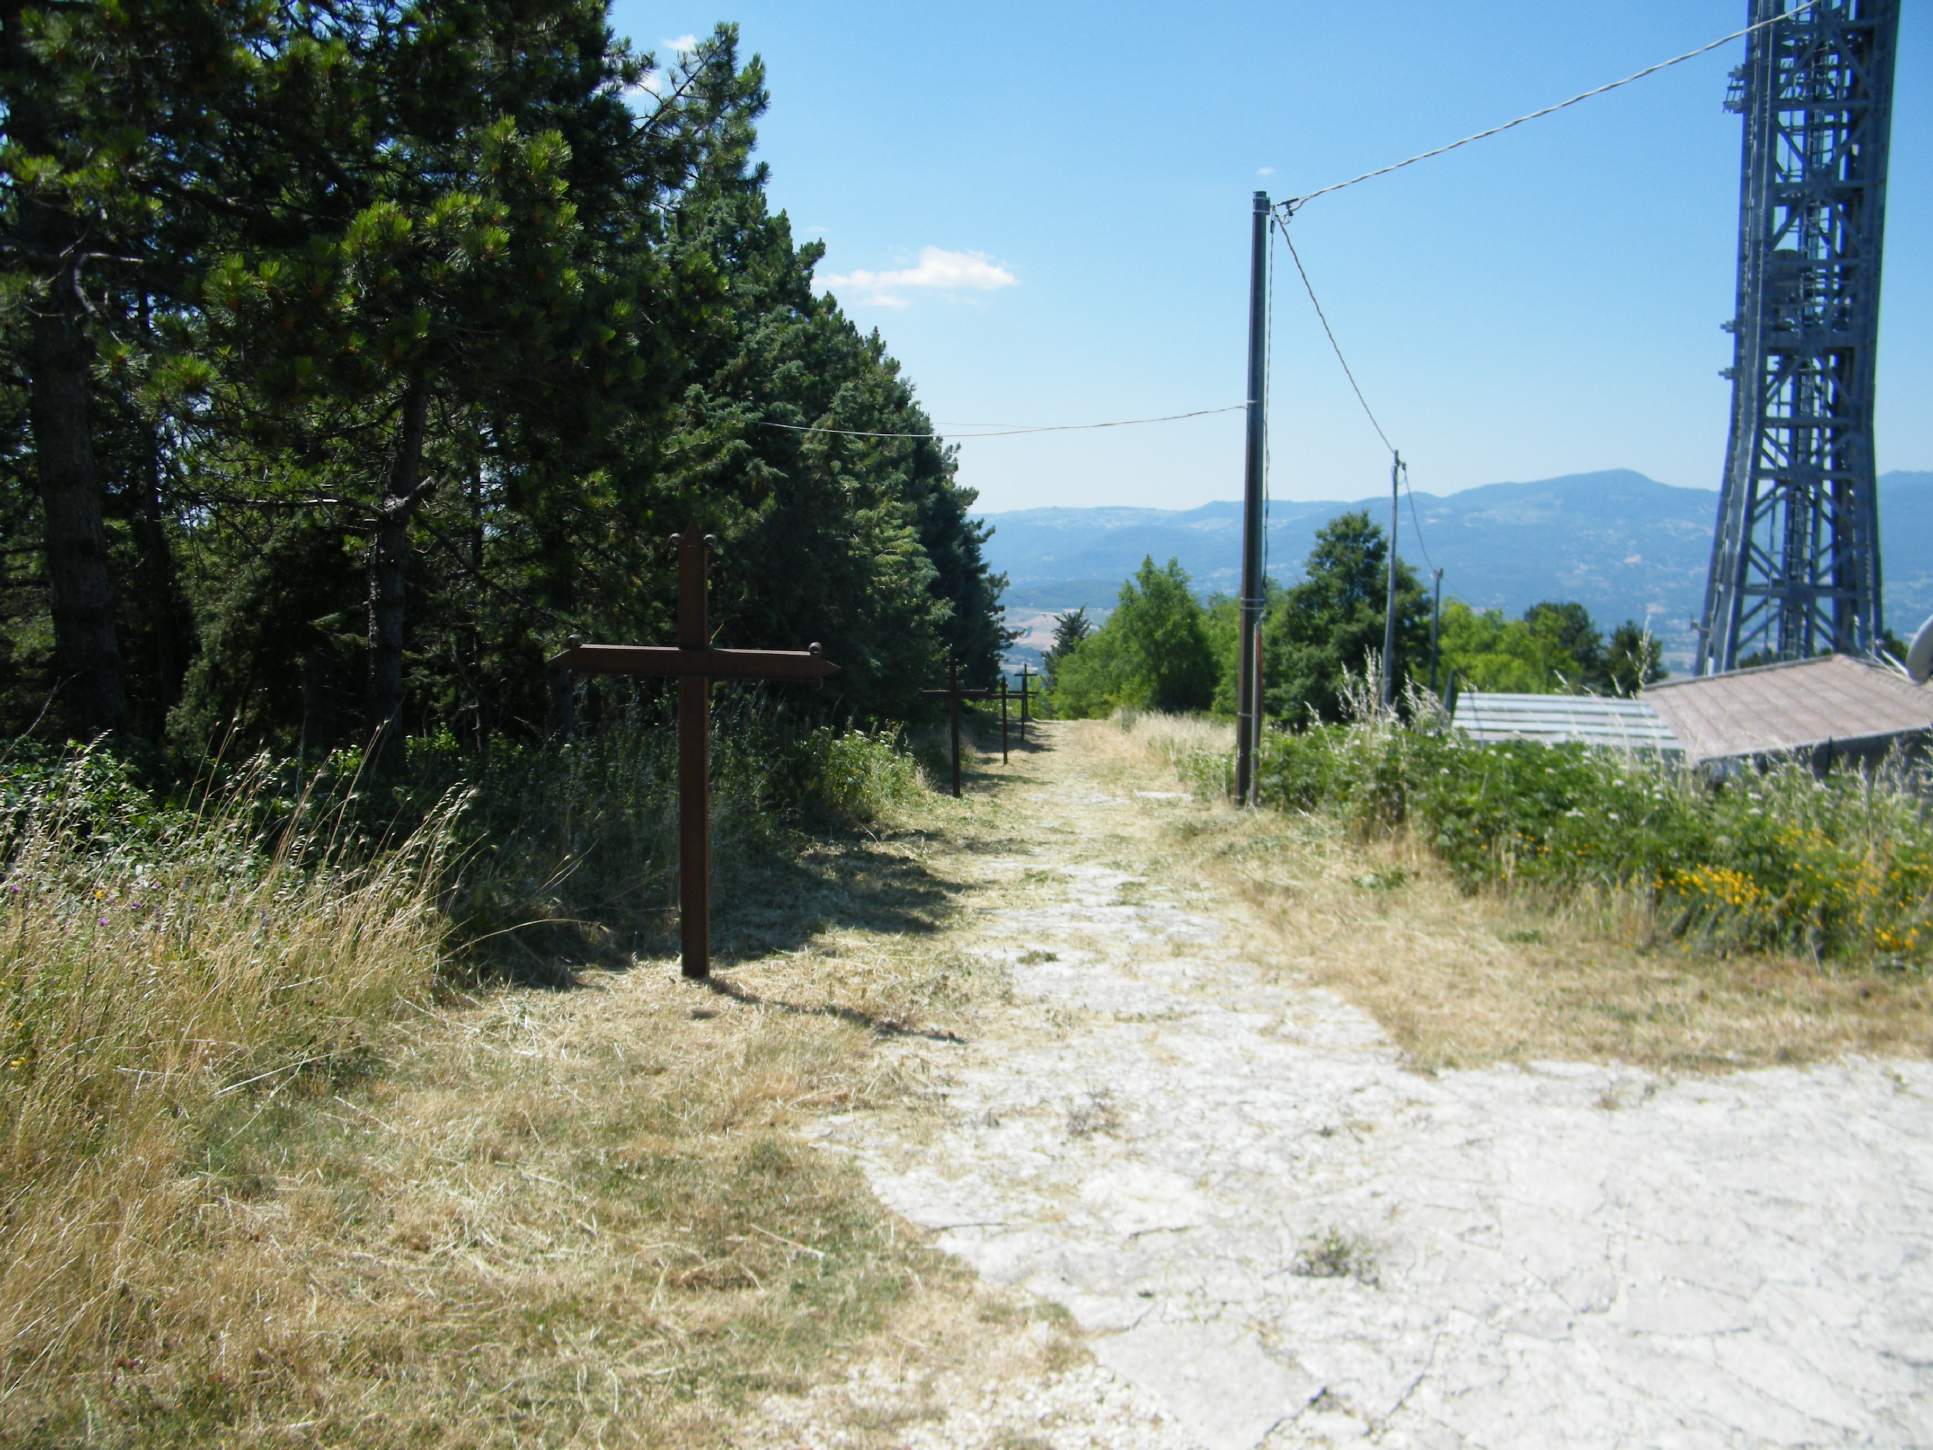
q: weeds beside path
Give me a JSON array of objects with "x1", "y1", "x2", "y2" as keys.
[{"x1": 796, "y1": 718, "x2": 1933, "y2": 1447}]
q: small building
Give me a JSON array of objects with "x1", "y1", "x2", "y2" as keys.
[
  {"x1": 1450, "y1": 693, "x2": 1682, "y2": 755},
  {"x1": 1642, "y1": 654, "x2": 1933, "y2": 769},
  {"x1": 1450, "y1": 654, "x2": 1933, "y2": 771}
]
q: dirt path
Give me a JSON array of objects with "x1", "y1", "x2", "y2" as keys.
[{"x1": 772, "y1": 720, "x2": 1933, "y2": 1448}]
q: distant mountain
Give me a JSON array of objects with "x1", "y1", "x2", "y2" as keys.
[{"x1": 983, "y1": 469, "x2": 1933, "y2": 672}]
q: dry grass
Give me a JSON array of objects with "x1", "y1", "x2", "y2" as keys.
[
  {"x1": 1108, "y1": 715, "x2": 1933, "y2": 1074},
  {"x1": 1, "y1": 752, "x2": 1045, "y2": 1445},
  {"x1": 1, "y1": 763, "x2": 457, "y2": 1436}
]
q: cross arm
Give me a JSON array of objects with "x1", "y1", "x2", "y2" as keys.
[{"x1": 550, "y1": 642, "x2": 839, "y2": 682}]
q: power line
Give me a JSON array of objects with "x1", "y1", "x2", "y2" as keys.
[
  {"x1": 750, "y1": 403, "x2": 1248, "y2": 441},
  {"x1": 1273, "y1": 212, "x2": 1394, "y2": 456},
  {"x1": 1401, "y1": 460, "x2": 1437, "y2": 576},
  {"x1": 1278, "y1": 1, "x2": 1817, "y2": 213},
  {"x1": 1274, "y1": 211, "x2": 1440, "y2": 576}
]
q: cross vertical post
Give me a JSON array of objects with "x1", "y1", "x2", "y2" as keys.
[
  {"x1": 676, "y1": 531, "x2": 710, "y2": 977},
  {"x1": 1000, "y1": 677, "x2": 1010, "y2": 764},
  {"x1": 947, "y1": 658, "x2": 962, "y2": 797},
  {"x1": 920, "y1": 657, "x2": 994, "y2": 798},
  {"x1": 1019, "y1": 665, "x2": 1031, "y2": 742}
]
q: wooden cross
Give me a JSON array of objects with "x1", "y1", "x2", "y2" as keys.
[
  {"x1": 1017, "y1": 664, "x2": 1033, "y2": 743},
  {"x1": 919, "y1": 657, "x2": 994, "y2": 798},
  {"x1": 999, "y1": 677, "x2": 1010, "y2": 764},
  {"x1": 548, "y1": 528, "x2": 838, "y2": 980}
]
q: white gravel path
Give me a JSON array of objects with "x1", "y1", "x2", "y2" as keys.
[{"x1": 794, "y1": 737, "x2": 1933, "y2": 1448}]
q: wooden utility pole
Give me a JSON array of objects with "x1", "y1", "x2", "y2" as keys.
[
  {"x1": 1381, "y1": 452, "x2": 1402, "y2": 711},
  {"x1": 1235, "y1": 191, "x2": 1269, "y2": 806},
  {"x1": 549, "y1": 529, "x2": 838, "y2": 980}
]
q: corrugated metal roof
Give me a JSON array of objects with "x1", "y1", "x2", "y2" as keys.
[
  {"x1": 1643, "y1": 654, "x2": 1933, "y2": 764},
  {"x1": 1452, "y1": 693, "x2": 1682, "y2": 753}
]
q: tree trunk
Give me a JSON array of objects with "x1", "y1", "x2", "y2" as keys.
[
  {"x1": 6, "y1": 3, "x2": 127, "y2": 736},
  {"x1": 367, "y1": 384, "x2": 429, "y2": 767},
  {"x1": 466, "y1": 450, "x2": 488, "y2": 755},
  {"x1": 31, "y1": 316, "x2": 126, "y2": 736},
  {"x1": 132, "y1": 298, "x2": 186, "y2": 727}
]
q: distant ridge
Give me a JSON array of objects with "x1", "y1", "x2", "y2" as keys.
[{"x1": 983, "y1": 469, "x2": 1933, "y2": 671}]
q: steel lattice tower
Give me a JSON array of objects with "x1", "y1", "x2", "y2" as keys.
[{"x1": 1696, "y1": 0, "x2": 1899, "y2": 675}]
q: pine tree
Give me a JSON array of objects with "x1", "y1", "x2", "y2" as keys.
[{"x1": 1263, "y1": 512, "x2": 1428, "y2": 725}]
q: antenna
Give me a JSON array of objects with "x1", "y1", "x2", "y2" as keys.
[
  {"x1": 1907, "y1": 614, "x2": 1933, "y2": 686},
  {"x1": 1696, "y1": 0, "x2": 1900, "y2": 673}
]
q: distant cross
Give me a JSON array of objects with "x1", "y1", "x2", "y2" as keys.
[
  {"x1": 1017, "y1": 664, "x2": 1033, "y2": 743},
  {"x1": 548, "y1": 528, "x2": 837, "y2": 980},
  {"x1": 999, "y1": 677, "x2": 1010, "y2": 764},
  {"x1": 920, "y1": 657, "x2": 994, "y2": 798}
]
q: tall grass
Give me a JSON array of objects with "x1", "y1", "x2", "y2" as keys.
[
  {"x1": 424, "y1": 710, "x2": 924, "y2": 972},
  {"x1": 0, "y1": 745, "x2": 457, "y2": 1404},
  {"x1": 0, "y1": 714, "x2": 925, "y2": 1425}
]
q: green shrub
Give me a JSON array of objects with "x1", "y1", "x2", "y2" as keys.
[{"x1": 1248, "y1": 724, "x2": 1931, "y2": 966}]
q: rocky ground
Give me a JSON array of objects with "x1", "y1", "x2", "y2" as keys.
[{"x1": 758, "y1": 722, "x2": 1933, "y2": 1448}]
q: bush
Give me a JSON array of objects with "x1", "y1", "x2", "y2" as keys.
[{"x1": 1249, "y1": 724, "x2": 1932, "y2": 966}]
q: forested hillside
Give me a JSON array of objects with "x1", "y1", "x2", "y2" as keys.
[{"x1": 1, "y1": 4, "x2": 1006, "y2": 754}]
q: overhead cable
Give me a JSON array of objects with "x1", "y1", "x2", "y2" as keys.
[
  {"x1": 1274, "y1": 213, "x2": 1440, "y2": 573},
  {"x1": 1401, "y1": 461, "x2": 1438, "y2": 575},
  {"x1": 1278, "y1": 1, "x2": 1817, "y2": 213},
  {"x1": 751, "y1": 403, "x2": 1249, "y2": 441},
  {"x1": 1273, "y1": 213, "x2": 1395, "y2": 456}
]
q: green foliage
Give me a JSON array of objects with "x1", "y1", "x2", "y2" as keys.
[
  {"x1": 1041, "y1": 606, "x2": 1092, "y2": 692},
  {"x1": 3, "y1": 5, "x2": 1006, "y2": 750},
  {"x1": 1249, "y1": 724, "x2": 1932, "y2": 966},
  {"x1": 1262, "y1": 513, "x2": 1428, "y2": 726},
  {"x1": 1437, "y1": 598, "x2": 1661, "y2": 697},
  {"x1": 1606, "y1": 620, "x2": 1666, "y2": 694},
  {"x1": 1050, "y1": 557, "x2": 1216, "y2": 718},
  {"x1": 1437, "y1": 601, "x2": 1584, "y2": 693}
]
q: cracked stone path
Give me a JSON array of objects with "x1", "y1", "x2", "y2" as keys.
[{"x1": 804, "y1": 723, "x2": 1933, "y2": 1448}]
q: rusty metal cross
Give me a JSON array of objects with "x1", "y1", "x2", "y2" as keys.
[
  {"x1": 549, "y1": 528, "x2": 837, "y2": 980},
  {"x1": 919, "y1": 657, "x2": 995, "y2": 798}
]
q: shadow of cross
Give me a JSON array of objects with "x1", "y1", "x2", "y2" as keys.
[
  {"x1": 548, "y1": 528, "x2": 838, "y2": 981},
  {"x1": 921, "y1": 657, "x2": 996, "y2": 798}
]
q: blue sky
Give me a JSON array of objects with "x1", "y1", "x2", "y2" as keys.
[{"x1": 611, "y1": 2, "x2": 1930, "y2": 515}]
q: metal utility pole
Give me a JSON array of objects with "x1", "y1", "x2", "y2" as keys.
[
  {"x1": 1429, "y1": 567, "x2": 1444, "y2": 692},
  {"x1": 1380, "y1": 452, "x2": 1402, "y2": 710},
  {"x1": 1697, "y1": 0, "x2": 1898, "y2": 673},
  {"x1": 1234, "y1": 191, "x2": 1269, "y2": 806}
]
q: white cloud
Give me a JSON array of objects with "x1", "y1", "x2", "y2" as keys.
[
  {"x1": 1256, "y1": 165, "x2": 1276, "y2": 177},
  {"x1": 661, "y1": 33, "x2": 698, "y2": 54},
  {"x1": 619, "y1": 68, "x2": 662, "y2": 114},
  {"x1": 819, "y1": 246, "x2": 1018, "y2": 308}
]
